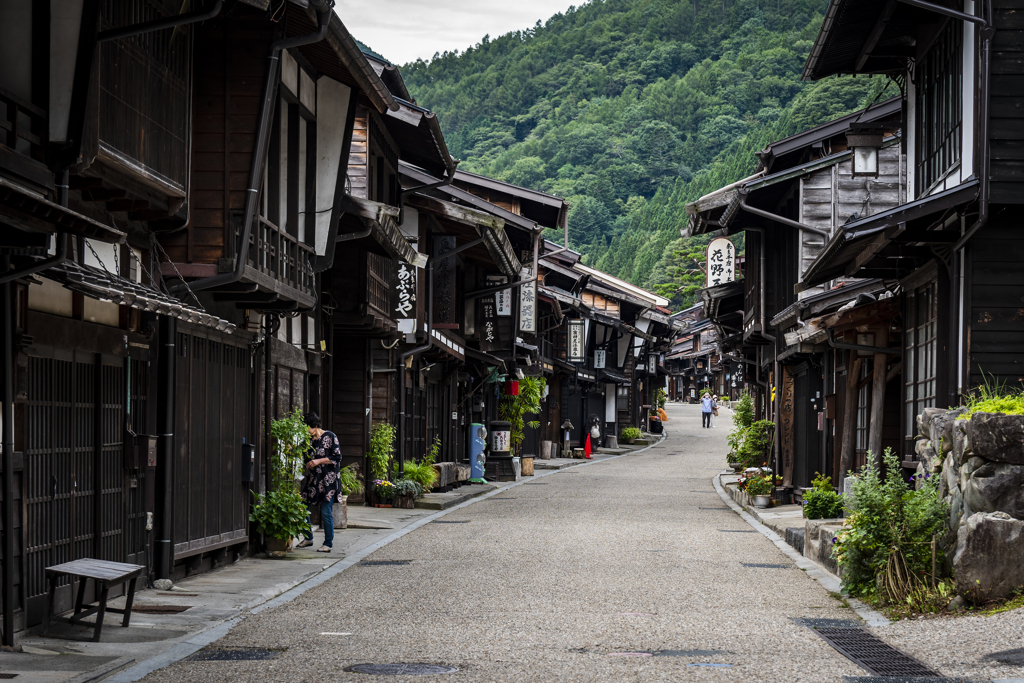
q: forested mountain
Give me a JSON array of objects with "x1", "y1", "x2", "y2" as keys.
[{"x1": 399, "y1": 0, "x2": 894, "y2": 308}]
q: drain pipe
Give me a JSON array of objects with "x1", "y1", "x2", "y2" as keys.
[
  {"x1": 97, "y1": 0, "x2": 222, "y2": 42},
  {"x1": 953, "y1": 0, "x2": 993, "y2": 253},
  {"x1": 155, "y1": 317, "x2": 176, "y2": 579},
  {"x1": 1, "y1": 256, "x2": 13, "y2": 645},
  {"x1": 170, "y1": 0, "x2": 334, "y2": 296},
  {"x1": 739, "y1": 195, "x2": 831, "y2": 240}
]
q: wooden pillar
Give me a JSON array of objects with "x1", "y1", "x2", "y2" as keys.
[
  {"x1": 868, "y1": 351, "x2": 887, "y2": 465},
  {"x1": 839, "y1": 356, "x2": 862, "y2": 481}
]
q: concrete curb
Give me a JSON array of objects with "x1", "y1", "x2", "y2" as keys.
[
  {"x1": 66, "y1": 655, "x2": 135, "y2": 683},
  {"x1": 712, "y1": 472, "x2": 889, "y2": 628},
  {"x1": 109, "y1": 430, "x2": 670, "y2": 682}
]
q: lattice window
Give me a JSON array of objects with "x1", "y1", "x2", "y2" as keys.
[
  {"x1": 904, "y1": 280, "x2": 939, "y2": 450},
  {"x1": 915, "y1": 20, "x2": 962, "y2": 196}
]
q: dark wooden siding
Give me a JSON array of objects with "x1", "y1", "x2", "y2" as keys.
[
  {"x1": 330, "y1": 336, "x2": 367, "y2": 499},
  {"x1": 172, "y1": 327, "x2": 253, "y2": 560},
  {"x1": 162, "y1": 13, "x2": 272, "y2": 263},
  {"x1": 969, "y1": 215, "x2": 1024, "y2": 386},
  {"x1": 989, "y1": 1, "x2": 1024, "y2": 203}
]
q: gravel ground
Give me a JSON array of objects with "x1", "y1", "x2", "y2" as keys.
[{"x1": 139, "y1": 402, "x2": 1022, "y2": 683}]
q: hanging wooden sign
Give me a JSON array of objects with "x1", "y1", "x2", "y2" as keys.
[
  {"x1": 392, "y1": 261, "x2": 417, "y2": 320},
  {"x1": 567, "y1": 319, "x2": 585, "y2": 363},
  {"x1": 478, "y1": 294, "x2": 502, "y2": 353},
  {"x1": 706, "y1": 237, "x2": 736, "y2": 288}
]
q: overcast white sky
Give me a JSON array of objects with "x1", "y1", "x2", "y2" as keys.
[{"x1": 334, "y1": 0, "x2": 578, "y2": 66}]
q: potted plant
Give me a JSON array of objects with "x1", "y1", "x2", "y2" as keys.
[
  {"x1": 391, "y1": 478, "x2": 422, "y2": 509},
  {"x1": 619, "y1": 427, "x2": 641, "y2": 444},
  {"x1": 499, "y1": 377, "x2": 546, "y2": 461},
  {"x1": 250, "y1": 407, "x2": 310, "y2": 553},
  {"x1": 746, "y1": 474, "x2": 774, "y2": 508},
  {"x1": 368, "y1": 422, "x2": 396, "y2": 506},
  {"x1": 372, "y1": 479, "x2": 396, "y2": 507},
  {"x1": 336, "y1": 464, "x2": 362, "y2": 529}
]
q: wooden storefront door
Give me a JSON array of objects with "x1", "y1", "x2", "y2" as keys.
[{"x1": 24, "y1": 350, "x2": 146, "y2": 626}]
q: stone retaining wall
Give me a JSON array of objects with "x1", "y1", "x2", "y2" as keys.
[{"x1": 915, "y1": 408, "x2": 1024, "y2": 601}]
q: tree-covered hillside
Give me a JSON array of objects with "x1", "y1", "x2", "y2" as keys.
[{"x1": 401, "y1": 0, "x2": 893, "y2": 308}]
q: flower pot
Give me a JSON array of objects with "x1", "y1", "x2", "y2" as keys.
[
  {"x1": 752, "y1": 495, "x2": 771, "y2": 508},
  {"x1": 729, "y1": 462, "x2": 744, "y2": 473},
  {"x1": 265, "y1": 536, "x2": 293, "y2": 553},
  {"x1": 374, "y1": 500, "x2": 394, "y2": 508},
  {"x1": 395, "y1": 495, "x2": 415, "y2": 509}
]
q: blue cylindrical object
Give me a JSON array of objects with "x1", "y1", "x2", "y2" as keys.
[{"x1": 469, "y1": 423, "x2": 487, "y2": 481}]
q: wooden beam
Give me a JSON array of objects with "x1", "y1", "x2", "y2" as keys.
[
  {"x1": 840, "y1": 357, "x2": 862, "y2": 481},
  {"x1": 867, "y1": 352, "x2": 887, "y2": 465},
  {"x1": 885, "y1": 360, "x2": 903, "y2": 383},
  {"x1": 855, "y1": 0, "x2": 899, "y2": 71}
]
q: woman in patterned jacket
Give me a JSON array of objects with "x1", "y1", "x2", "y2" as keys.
[{"x1": 297, "y1": 412, "x2": 343, "y2": 552}]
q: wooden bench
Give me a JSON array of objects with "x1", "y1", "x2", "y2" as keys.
[{"x1": 43, "y1": 559, "x2": 145, "y2": 642}]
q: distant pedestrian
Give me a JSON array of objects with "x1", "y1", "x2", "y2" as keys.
[
  {"x1": 710, "y1": 395, "x2": 719, "y2": 428},
  {"x1": 700, "y1": 392, "x2": 713, "y2": 428},
  {"x1": 298, "y1": 412, "x2": 342, "y2": 553}
]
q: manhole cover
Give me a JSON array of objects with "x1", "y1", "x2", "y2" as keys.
[
  {"x1": 655, "y1": 650, "x2": 729, "y2": 657},
  {"x1": 814, "y1": 628, "x2": 941, "y2": 677},
  {"x1": 132, "y1": 604, "x2": 192, "y2": 614},
  {"x1": 741, "y1": 563, "x2": 791, "y2": 569},
  {"x1": 718, "y1": 529, "x2": 756, "y2": 533},
  {"x1": 359, "y1": 560, "x2": 412, "y2": 566},
  {"x1": 345, "y1": 663, "x2": 458, "y2": 675},
  {"x1": 842, "y1": 678, "x2": 980, "y2": 683},
  {"x1": 431, "y1": 520, "x2": 470, "y2": 524},
  {"x1": 985, "y1": 647, "x2": 1024, "y2": 665},
  {"x1": 188, "y1": 648, "x2": 282, "y2": 661},
  {"x1": 793, "y1": 618, "x2": 862, "y2": 629}
]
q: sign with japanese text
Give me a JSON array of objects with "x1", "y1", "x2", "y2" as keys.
[
  {"x1": 488, "y1": 275, "x2": 512, "y2": 316},
  {"x1": 594, "y1": 349, "x2": 606, "y2": 369},
  {"x1": 567, "y1": 319, "x2": 585, "y2": 363},
  {"x1": 432, "y1": 235, "x2": 459, "y2": 329},
  {"x1": 392, "y1": 261, "x2": 417, "y2": 321},
  {"x1": 519, "y1": 256, "x2": 536, "y2": 334},
  {"x1": 478, "y1": 294, "x2": 502, "y2": 353},
  {"x1": 706, "y1": 237, "x2": 736, "y2": 288}
]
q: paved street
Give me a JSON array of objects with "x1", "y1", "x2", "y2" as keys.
[{"x1": 139, "y1": 402, "x2": 869, "y2": 682}]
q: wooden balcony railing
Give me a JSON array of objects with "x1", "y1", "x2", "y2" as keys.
[
  {"x1": 0, "y1": 85, "x2": 52, "y2": 188},
  {"x1": 245, "y1": 216, "x2": 315, "y2": 298}
]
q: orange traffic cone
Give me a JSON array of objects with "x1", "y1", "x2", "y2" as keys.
[{"x1": 584, "y1": 434, "x2": 592, "y2": 458}]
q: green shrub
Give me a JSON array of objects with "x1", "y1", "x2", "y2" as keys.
[
  {"x1": 250, "y1": 408, "x2": 311, "y2": 542},
  {"x1": 249, "y1": 490, "x2": 309, "y2": 541},
  {"x1": 735, "y1": 419, "x2": 774, "y2": 468},
  {"x1": 958, "y1": 370, "x2": 1024, "y2": 419},
  {"x1": 727, "y1": 392, "x2": 754, "y2": 461},
  {"x1": 745, "y1": 475, "x2": 774, "y2": 496},
  {"x1": 803, "y1": 473, "x2": 844, "y2": 520},
  {"x1": 338, "y1": 464, "x2": 362, "y2": 496},
  {"x1": 368, "y1": 423, "x2": 396, "y2": 481},
  {"x1": 394, "y1": 459, "x2": 439, "y2": 492},
  {"x1": 620, "y1": 427, "x2": 642, "y2": 442},
  {"x1": 833, "y1": 449, "x2": 947, "y2": 603},
  {"x1": 391, "y1": 478, "x2": 423, "y2": 499},
  {"x1": 425, "y1": 435, "x2": 441, "y2": 466}
]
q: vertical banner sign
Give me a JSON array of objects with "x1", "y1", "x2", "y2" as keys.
[
  {"x1": 392, "y1": 262, "x2": 417, "y2": 320},
  {"x1": 567, "y1": 319, "x2": 585, "y2": 363},
  {"x1": 781, "y1": 366, "x2": 795, "y2": 486},
  {"x1": 488, "y1": 275, "x2": 511, "y2": 316},
  {"x1": 478, "y1": 294, "x2": 502, "y2": 352},
  {"x1": 706, "y1": 237, "x2": 736, "y2": 288},
  {"x1": 519, "y1": 256, "x2": 536, "y2": 333},
  {"x1": 594, "y1": 349, "x2": 606, "y2": 369},
  {"x1": 433, "y1": 235, "x2": 459, "y2": 329}
]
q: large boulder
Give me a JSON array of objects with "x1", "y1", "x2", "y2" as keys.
[
  {"x1": 954, "y1": 418, "x2": 971, "y2": 464},
  {"x1": 941, "y1": 452, "x2": 958, "y2": 498},
  {"x1": 968, "y1": 413, "x2": 1024, "y2": 465},
  {"x1": 931, "y1": 407, "x2": 966, "y2": 455},
  {"x1": 953, "y1": 512, "x2": 1024, "y2": 601},
  {"x1": 963, "y1": 461, "x2": 1024, "y2": 520},
  {"x1": 919, "y1": 408, "x2": 947, "y2": 441}
]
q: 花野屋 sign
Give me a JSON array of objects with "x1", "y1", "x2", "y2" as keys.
[{"x1": 706, "y1": 237, "x2": 736, "y2": 288}]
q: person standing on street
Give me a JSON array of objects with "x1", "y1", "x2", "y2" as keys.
[
  {"x1": 701, "y1": 392, "x2": 713, "y2": 428},
  {"x1": 298, "y1": 412, "x2": 342, "y2": 553},
  {"x1": 710, "y1": 395, "x2": 719, "y2": 428}
]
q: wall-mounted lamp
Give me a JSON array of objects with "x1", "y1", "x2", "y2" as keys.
[{"x1": 847, "y1": 124, "x2": 885, "y2": 178}]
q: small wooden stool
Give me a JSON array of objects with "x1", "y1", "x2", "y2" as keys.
[{"x1": 43, "y1": 559, "x2": 145, "y2": 642}]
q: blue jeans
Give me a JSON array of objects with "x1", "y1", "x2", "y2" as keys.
[{"x1": 303, "y1": 500, "x2": 334, "y2": 548}]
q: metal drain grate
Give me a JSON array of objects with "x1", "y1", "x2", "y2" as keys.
[
  {"x1": 741, "y1": 562, "x2": 791, "y2": 569},
  {"x1": 814, "y1": 628, "x2": 941, "y2": 677},
  {"x1": 359, "y1": 560, "x2": 412, "y2": 566},
  {"x1": 132, "y1": 604, "x2": 192, "y2": 614},
  {"x1": 793, "y1": 618, "x2": 861, "y2": 629},
  {"x1": 188, "y1": 648, "x2": 282, "y2": 662},
  {"x1": 431, "y1": 520, "x2": 470, "y2": 524},
  {"x1": 841, "y1": 678, "x2": 982, "y2": 683},
  {"x1": 345, "y1": 663, "x2": 458, "y2": 675},
  {"x1": 718, "y1": 529, "x2": 756, "y2": 533}
]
